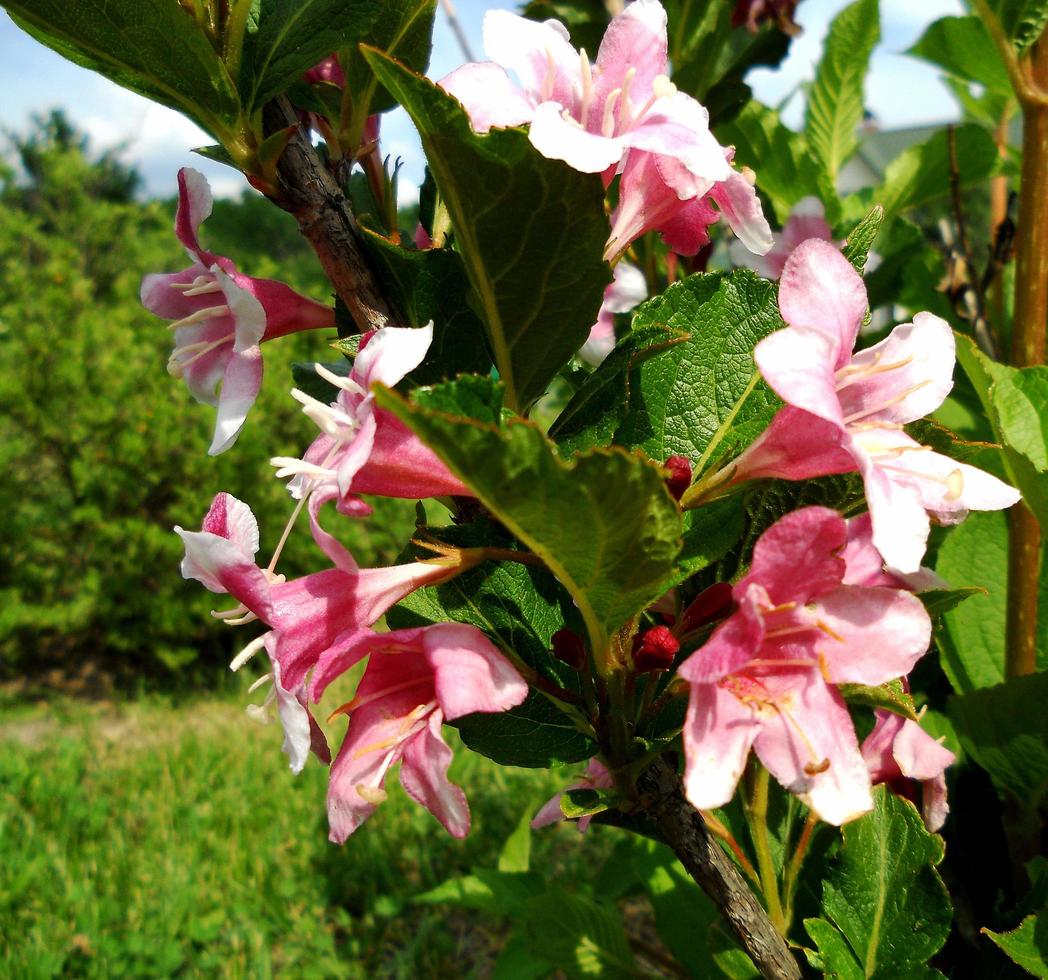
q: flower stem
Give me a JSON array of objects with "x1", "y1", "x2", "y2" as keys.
[
  {"x1": 747, "y1": 764, "x2": 786, "y2": 935},
  {"x1": 1006, "y1": 36, "x2": 1048, "y2": 677},
  {"x1": 782, "y1": 812, "x2": 819, "y2": 929}
]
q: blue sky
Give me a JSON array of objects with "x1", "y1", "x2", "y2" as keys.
[{"x1": 0, "y1": 0, "x2": 962, "y2": 200}]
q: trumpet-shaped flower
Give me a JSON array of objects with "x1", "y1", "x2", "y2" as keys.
[
  {"x1": 438, "y1": 1, "x2": 771, "y2": 259},
  {"x1": 175, "y1": 493, "x2": 468, "y2": 690},
  {"x1": 271, "y1": 323, "x2": 470, "y2": 559},
  {"x1": 728, "y1": 239, "x2": 1020, "y2": 572},
  {"x1": 141, "y1": 168, "x2": 334, "y2": 454},
  {"x1": 861, "y1": 709, "x2": 954, "y2": 832},
  {"x1": 532, "y1": 759, "x2": 613, "y2": 833},
  {"x1": 310, "y1": 625, "x2": 528, "y2": 841},
  {"x1": 679, "y1": 506, "x2": 932, "y2": 824}
]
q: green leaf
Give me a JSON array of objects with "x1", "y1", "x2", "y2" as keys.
[
  {"x1": 674, "y1": 497, "x2": 745, "y2": 585},
  {"x1": 522, "y1": 890, "x2": 637, "y2": 978},
  {"x1": 364, "y1": 49, "x2": 611, "y2": 410},
  {"x1": 838, "y1": 680, "x2": 919, "y2": 721},
  {"x1": 991, "y1": 366, "x2": 1048, "y2": 527},
  {"x1": 878, "y1": 124, "x2": 999, "y2": 218},
  {"x1": 949, "y1": 672, "x2": 1048, "y2": 808},
  {"x1": 376, "y1": 378, "x2": 682, "y2": 658},
  {"x1": 358, "y1": 226, "x2": 492, "y2": 384},
  {"x1": 614, "y1": 270, "x2": 784, "y2": 465},
  {"x1": 984, "y1": 914, "x2": 1048, "y2": 977},
  {"x1": 717, "y1": 102, "x2": 832, "y2": 224},
  {"x1": 918, "y1": 587, "x2": 983, "y2": 619},
  {"x1": 239, "y1": 0, "x2": 380, "y2": 111},
  {"x1": 343, "y1": 0, "x2": 437, "y2": 116},
  {"x1": 816, "y1": 787, "x2": 952, "y2": 978},
  {"x1": 804, "y1": 917, "x2": 866, "y2": 979},
  {"x1": 412, "y1": 868, "x2": 545, "y2": 914},
  {"x1": 549, "y1": 322, "x2": 691, "y2": 456},
  {"x1": 989, "y1": 0, "x2": 1048, "y2": 53},
  {"x1": 560, "y1": 787, "x2": 616, "y2": 819},
  {"x1": 804, "y1": 0, "x2": 880, "y2": 182},
  {"x1": 457, "y1": 690, "x2": 597, "y2": 768},
  {"x1": 492, "y1": 933, "x2": 552, "y2": 980},
  {"x1": 934, "y1": 511, "x2": 1048, "y2": 693},
  {"x1": 498, "y1": 810, "x2": 533, "y2": 873},
  {"x1": 907, "y1": 16, "x2": 1012, "y2": 96},
  {"x1": 842, "y1": 206, "x2": 885, "y2": 274},
  {"x1": 5, "y1": 1, "x2": 240, "y2": 137}
]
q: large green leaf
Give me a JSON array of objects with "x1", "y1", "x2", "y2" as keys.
[
  {"x1": 984, "y1": 914, "x2": 1048, "y2": 977},
  {"x1": 804, "y1": 0, "x2": 880, "y2": 182},
  {"x1": 376, "y1": 377, "x2": 683, "y2": 658},
  {"x1": 811, "y1": 787, "x2": 952, "y2": 978},
  {"x1": 614, "y1": 270, "x2": 784, "y2": 465},
  {"x1": 934, "y1": 512, "x2": 1048, "y2": 691},
  {"x1": 343, "y1": 0, "x2": 437, "y2": 115},
  {"x1": 239, "y1": 0, "x2": 379, "y2": 111},
  {"x1": 364, "y1": 49, "x2": 612, "y2": 410},
  {"x1": 717, "y1": 102, "x2": 830, "y2": 225},
  {"x1": 990, "y1": 366, "x2": 1048, "y2": 527},
  {"x1": 908, "y1": 16, "x2": 1012, "y2": 96},
  {"x1": 949, "y1": 672, "x2": 1048, "y2": 808},
  {"x1": 5, "y1": 0, "x2": 240, "y2": 136},
  {"x1": 988, "y1": 0, "x2": 1048, "y2": 53},
  {"x1": 877, "y1": 124, "x2": 999, "y2": 218}
]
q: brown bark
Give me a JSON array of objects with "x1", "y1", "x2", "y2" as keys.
[
  {"x1": 261, "y1": 97, "x2": 395, "y2": 334},
  {"x1": 636, "y1": 758, "x2": 802, "y2": 980}
]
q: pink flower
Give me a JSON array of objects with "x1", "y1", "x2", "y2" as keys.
[
  {"x1": 271, "y1": 323, "x2": 470, "y2": 563},
  {"x1": 841, "y1": 514, "x2": 947, "y2": 592},
  {"x1": 175, "y1": 492, "x2": 468, "y2": 691},
  {"x1": 308, "y1": 625, "x2": 528, "y2": 841},
  {"x1": 581, "y1": 261, "x2": 647, "y2": 364},
  {"x1": 728, "y1": 239, "x2": 1020, "y2": 572},
  {"x1": 439, "y1": 1, "x2": 771, "y2": 260},
  {"x1": 304, "y1": 55, "x2": 345, "y2": 87},
  {"x1": 141, "y1": 168, "x2": 334, "y2": 454},
  {"x1": 532, "y1": 759, "x2": 613, "y2": 833},
  {"x1": 861, "y1": 709, "x2": 954, "y2": 832},
  {"x1": 733, "y1": 196, "x2": 835, "y2": 279},
  {"x1": 679, "y1": 506, "x2": 932, "y2": 825}
]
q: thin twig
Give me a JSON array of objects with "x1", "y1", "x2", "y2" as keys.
[{"x1": 439, "y1": 0, "x2": 477, "y2": 62}]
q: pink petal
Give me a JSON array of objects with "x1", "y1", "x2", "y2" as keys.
[
  {"x1": 424, "y1": 623, "x2": 529, "y2": 719},
  {"x1": 708, "y1": 167, "x2": 773, "y2": 255},
  {"x1": 438, "y1": 62, "x2": 536, "y2": 133},
  {"x1": 753, "y1": 674, "x2": 873, "y2": 825},
  {"x1": 400, "y1": 712, "x2": 472, "y2": 838},
  {"x1": 531, "y1": 793, "x2": 568, "y2": 828},
  {"x1": 175, "y1": 167, "x2": 216, "y2": 264},
  {"x1": 172, "y1": 317, "x2": 235, "y2": 406},
  {"x1": 529, "y1": 102, "x2": 624, "y2": 172},
  {"x1": 140, "y1": 266, "x2": 210, "y2": 318},
  {"x1": 213, "y1": 266, "x2": 266, "y2": 353},
  {"x1": 779, "y1": 239, "x2": 868, "y2": 369},
  {"x1": 922, "y1": 772, "x2": 950, "y2": 833},
  {"x1": 620, "y1": 95, "x2": 730, "y2": 181},
  {"x1": 893, "y1": 718, "x2": 955, "y2": 782},
  {"x1": 860, "y1": 709, "x2": 903, "y2": 783},
  {"x1": 837, "y1": 313, "x2": 955, "y2": 426},
  {"x1": 808, "y1": 586, "x2": 931, "y2": 685},
  {"x1": 604, "y1": 261, "x2": 648, "y2": 313},
  {"x1": 682, "y1": 681, "x2": 761, "y2": 810},
  {"x1": 352, "y1": 322, "x2": 434, "y2": 392},
  {"x1": 679, "y1": 586, "x2": 765, "y2": 684},
  {"x1": 176, "y1": 525, "x2": 274, "y2": 620},
  {"x1": 268, "y1": 650, "x2": 330, "y2": 773},
  {"x1": 308, "y1": 484, "x2": 360, "y2": 573},
  {"x1": 201, "y1": 491, "x2": 259, "y2": 558},
  {"x1": 841, "y1": 513, "x2": 891, "y2": 587},
  {"x1": 209, "y1": 346, "x2": 264, "y2": 455},
  {"x1": 580, "y1": 315, "x2": 616, "y2": 365},
  {"x1": 309, "y1": 628, "x2": 406, "y2": 702},
  {"x1": 737, "y1": 506, "x2": 847, "y2": 605},
  {"x1": 229, "y1": 271, "x2": 334, "y2": 340},
  {"x1": 592, "y1": 0, "x2": 668, "y2": 106},
  {"x1": 483, "y1": 10, "x2": 580, "y2": 108},
  {"x1": 335, "y1": 409, "x2": 378, "y2": 498}
]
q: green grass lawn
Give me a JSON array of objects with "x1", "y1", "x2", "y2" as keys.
[{"x1": 0, "y1": 690, "x2": 613, "y2": 978}]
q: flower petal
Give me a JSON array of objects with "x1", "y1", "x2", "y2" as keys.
[
  {"x1": 424, "y1": 623, "x2": 529, "y2": 719},
  {"x1": 679, "y1": 585, "x2": 765, "y2": 684},
  {"x1": 779, "y1": 239, "x2": 868, "y2": 369},
  {"x1": 438, "y1": 62, "x2": 537, "y2": 133},
  {"x1": 175, "y1": 167, "x2": 216, "y2": 263},
  {"x1": 400, "y1": 711, "x2": 472, "y2": 838},
  {"x1": 755, "y1": 326, "x2": 845, "y2": 427},
  {"x1": 708, "y1": 167, "x2": 773, "y2": 255},
  {"x1": 529, "y1": 101, "x2": 624, "y2": 172},
  {"x1": 209, "y1": 345, "x2": 264, "y2": 455},
  {"x1": 592, "y1": 0, "x2": 668, "y2": 104},
  {"x1": 352, "y1": 322, "x2": 434, "y2": 392},
  {"x1": 483, "y1": 9, "x2": 580, "y2": 107}
]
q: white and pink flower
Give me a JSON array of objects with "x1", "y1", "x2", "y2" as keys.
[{"x1": 141, "y1": 169, "x2": 334, "y2": 454}]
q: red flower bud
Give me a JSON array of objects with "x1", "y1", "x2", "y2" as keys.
[
  {"x1": 679, "y1": 582, "x2": 735, "y2": 636},
  {"x1": 664, "y1": 455, "x2": 693, "y2": 500},
  {"x1": 632, "y1": 625, "x2": 680, "y2": 673},
  {"x1": 552, "y1": 629, "x2": 586, "y2": 671}
]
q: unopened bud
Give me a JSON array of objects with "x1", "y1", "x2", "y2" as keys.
[
  {"x1": 663, "y1": 455, "x2": 693, "y2": 500},
  {"x1": 552, "y1": 629, "x2": 586, "y2": 671},
  {"x1": 679, "y1": 583, "x2": 734, "y2": 636},
  {"x1": 632, "y1": 625, "x2": 680, "y2": 673}
]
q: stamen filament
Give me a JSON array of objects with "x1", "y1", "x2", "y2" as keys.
[
  {"x1": 842, "y1": 380, "x2": 932, "y2": 425},
  {"x1": 168, "y1": 304, "x2": 231, "y2": 330}
]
